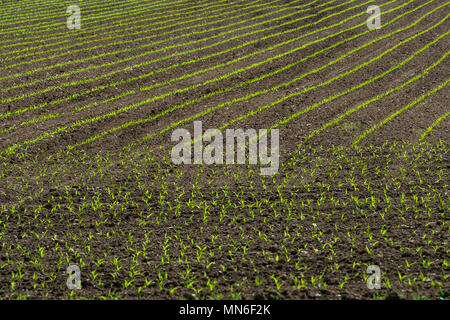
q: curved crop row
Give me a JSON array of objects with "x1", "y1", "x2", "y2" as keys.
[
  {"x1": 0, "y1": 0, "x2": 360, "y2": 110},
  {"x1": 0, "y1": 0, "x2": 382, "y2": 142},
  {"x1": 303, "y1": 51, "x2": 450, "y2": 146},
  {"x1": 0, "y1": 0, "x2": 306, "y2": 86},
  {"x1": 418, "y1": 112, "x2": 450, "y2": 143},
  {"x1": 3, "y1": 0, "x2": 247, "y2": 49},
  {"x1": 0, "y1": 0, "x2": 112, "y2": 25},
  {"x1": 0, "y1": 0, "x2": 363, "y2": 136},
  {"x1": 237, "y1": 16, "x2": 449, "y2": 138},
  {"x1": 1, "y1": 0, "x2": 417, "y2": 153},
  {"x1": 0, "y1": 0, "x2": 259, "y2": 69},
  {"x1": 68, "y1": 0, "x2": 443, "y2": 151},
  {"x1": 352, "y1": 77, "x2": 450, "y2": 146},
  {"x1": 1, "y1": 4, "x2": 324, "y2": 101},
  {"x1": 0, "y1": 0, "x2": 144, "y2": 28},
  {"x1": 0, "y1": 0, "x2": 193, "y2": 37},
  {"x1": 0, "y1": 0, "x2": 231, "y2": 53}
]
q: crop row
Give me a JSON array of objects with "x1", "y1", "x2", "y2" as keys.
[
  {"x1": 2, "y1": 0, "x2": 351, "y2": 102},
  {"x1": 0, "y1": 0, "x2": 195, "y2": 37},
  {"x1": 0, "y1": 0, "x2": 361, "y2": 126},
  {"x1": 1, "y1": 0, "x2": 398, "y2": 153},
  {"x1": 0, "y1": 0, "x2": 112, "y2": 22},
  {"x1": 304, "y1": 51, "x2": 450, "y2": 146},
  {"x1": 353, "y1": 77, "x2": 450, "y2": 146},
  {"x1": 0, "y1": 0, "x2": 240, "y2": 53},
  {"x1": 155, "y1": 8, "x2": 450, "y2": 152},
  {"x1": 0, "y1": 0, "x2": 311, "y2": 85},
  {"x1": 2, "y1": 0, "x2": 444, "y2": 158},
  {"x1": 418, "y1": 112, "x2": 450, "y2": 143}
]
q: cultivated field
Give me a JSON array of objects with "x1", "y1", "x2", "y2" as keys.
[{"x1": 0, "y1": 0, "x2": 449, "y2": 299}]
